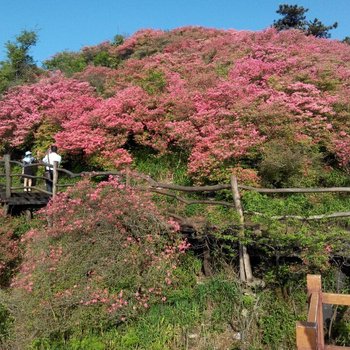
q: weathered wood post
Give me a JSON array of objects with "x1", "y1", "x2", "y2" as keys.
[
  {"x1": 2, "y1": 154, "x2": 12, "y2": 215},
  {"x1": 296, "y1": 275, "x2": 325, "y2": 350},
  {"x1": 4, "y1": 154, "x2": 11, "y2": 199},
  {"x1": 230, "y1": 175, "x2": 253, "y2": 282},
  {"x1": 52, "y1": 161, "x2": 58, "y2": 198},
  {"x1": 307, "y1": 275, "x2": 324, "y2": 350}
]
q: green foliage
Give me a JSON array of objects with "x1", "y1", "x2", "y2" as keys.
[
  {"x1": 258, "y1": 138, "x2": 322, "y2": 187},
  {"x1": 260, "y1": 291, "x2": 302, "y2": 349},
  {"x1": 130, "y1": 36, "x2": 170, "y2": 60},
  {"x1": 0, "y1": 303, "x2": 11, "y2": 344},
  {"x1": 332, "y1": 311, "x2": 350, "y2": 346},
  {"x1": 112, "y1": 34, "x2": 125, "y2": 46},
  {"x1": 92, "y1": 51, "x2": 120, "y2": 68},
  {"x1": 138, "y1": 69, "x2": 167, "y2": 95},
  {"x1": 202, "y1": 49, "x2": 217, "y2": 64},
  {"x1": 5, "y1": 30, "x2": 37, "y2": 76},
  {"x1": 44, "y1": 49, "x2": 120, "y2": 76},
  {"x1": 307, "y1": 18, "x2": 338, "y2": 39},
  {"x1": 215, "y1": 62, "x2": 231, "y2": 78},
  {"x1": 132, "y1": 148, "x2": 190, "y2": 185},
  {"x1": 316, "y1": 69, "x2": 341, "y2": 92},
  {"x1": 44, "y1": 51, "x2": 87, "y2": 76},
  {"x1": 273, "y1": 4, "x2": 337, "y2": 38},
  {"x1": 273, "y1": 4, "x2": 308, "y2": 31},
  {"x1": 0, "y1": 30, "x2": 40, "y2": 94},
  {"x1": 320, "y1": 168, "x2": 350, "y2": 187},
  {"x1": 32, "y1": 119, "x2": 62, "y2": 156}
]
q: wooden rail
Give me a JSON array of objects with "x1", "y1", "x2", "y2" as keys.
[
  {"x1": 0, "y1": 156, "x2": 60, "y2": 197},
  {"x1": 2, "y1": 155, "x2": 350, "y2": 282},
  {"x1": 296, "y1": 275, "x2": 350, "y2": 350}
]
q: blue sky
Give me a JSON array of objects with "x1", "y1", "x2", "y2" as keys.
[{"x1": 0, "y1": 0, "x2": 349, "y2": 65}]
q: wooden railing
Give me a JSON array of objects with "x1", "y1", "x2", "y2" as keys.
[
  {"x1": 3, "y1": 154, "x2": 350, "y2": 283},
  {"x1": 0, "y1": 154, "x2": 60, "y2": 197},
  {"x1": 296, "y1": 274, "x2": 350, "y2": 350}
]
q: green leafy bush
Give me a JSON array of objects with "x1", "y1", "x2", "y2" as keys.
[{"x1": 259, "y1": 138, "x2": 322, "y2": 187}]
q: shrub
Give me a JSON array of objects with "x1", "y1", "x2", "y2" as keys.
[
  {"x1": 44, "y1": 51, "x2": 87, "y2": 76},
  {"x1": 2, "y1": 178, "x2": 189, "y2": 349},
  {"x1": 138, "y1": 69, "x2": 167, "y2": 95},
  {"x1": 258, "y1": 138, "x2": 322, "y2": 187},
  {"x1": 0, "y1": 213, "x2": 25, "y2": 287}
]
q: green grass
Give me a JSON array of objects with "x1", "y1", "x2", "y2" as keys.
[
  {"x1": 30, "y1": 271, "x2": 307, "y2": 350},
  {"x1": 131, "y1": 148, "x2": 191, "y2": 185}
]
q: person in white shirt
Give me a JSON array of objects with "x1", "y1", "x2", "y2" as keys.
[{"x1": 42, "y1": 145, "x2": 62, "y2": 193}]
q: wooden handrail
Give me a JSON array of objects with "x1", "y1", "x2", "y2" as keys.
[
  {"x1": 3, "y1": 155, "x2": 350, "y2": 223},
  {"x1": 308, "y1": 292, "x2": 319, "y2": 323},
  {"x1": 323, "y1": 293, "x2": 350, "y2": 306},
  {"x1": 4, "y1": 155, "x2": 11, "y2": 199},
  {"x1": 10, "y1": 186, "x2": 53, "y2": 195},
  {"x1": 3, "y1": 155, "x2": 350, "y2": 194}
]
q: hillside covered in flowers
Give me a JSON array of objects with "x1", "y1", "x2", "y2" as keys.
[
  {"x1": 1, "y1": 26, "x2": 350, "y2": 185},
  {"x1": 2, "y1": 26, "x2": 350, "y2": 349}
]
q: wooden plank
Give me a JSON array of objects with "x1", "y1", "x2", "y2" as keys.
[
  {"x1": 307, "y1": 275, "x2": 322, "y2": 296},
  {"x1": 323, "y1": 293, "x2": 350, "y2": 306},
  {"x1": 5, "y1": 193, "x2": 51, "y2": 206},
  {"x1": 307, "y1": 275, "x2": 324, "y2": 350},
  {"x1": 239, "y1": 185, "x2": 350, "y2": 193},
  {"x1": 308, "y1": 293, "x2": 319, "y2": 323},
  {"x1": 296, "y1": 321, "x2": 317, "y2": 350},
  {"x1": 325, "y1": 346, "x2": 350, "y2": 350}
]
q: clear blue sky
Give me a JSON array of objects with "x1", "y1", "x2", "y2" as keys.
[{"x1": 0, "y1": 0, "x2": 349, "y2": 65}]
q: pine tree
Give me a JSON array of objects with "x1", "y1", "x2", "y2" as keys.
[{"x1": 273, "y1": 4, "x2": 338, "y2": 38}]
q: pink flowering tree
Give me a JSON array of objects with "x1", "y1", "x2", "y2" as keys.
[
  {"x1": 0, "y1": 73, "x2": 100, "y2": 154},
  {"x1": 1, "y1": 27, "x2": 350, "y2": 182}
]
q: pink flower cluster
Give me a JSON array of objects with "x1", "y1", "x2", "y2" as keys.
[{"x1": 1, "y1": 27, "x2": 350, "y2": 176}]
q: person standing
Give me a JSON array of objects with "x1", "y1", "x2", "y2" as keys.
[
  {"x1": 22, "y1": 151, "x2": 36, "y2": 192},
  {"x1": 42, "y1": 145, "x2": 62, "y2": 193}
]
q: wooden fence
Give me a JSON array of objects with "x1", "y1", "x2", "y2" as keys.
[
  {"x1": 2, "y1": 154, "x2": 350, "y2": 282},
  {"x1": 0, "y1": 154, "x2": 60, "y2": 197},
  {"x1": 297, "y1": 274, "x2": 350, "y2": 350}
]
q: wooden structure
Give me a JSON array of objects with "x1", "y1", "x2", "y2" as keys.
[
  {"x1": 3, "y1": 153, "x2": 350, "y2": 282},
  {"x1": 296, "y1": 274, "x2": 350, "y2": 350},
  {"x1": 0, "y1": 154, "x2": 58, "y2": 215}
]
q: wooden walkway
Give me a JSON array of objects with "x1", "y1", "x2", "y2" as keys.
[
  {"x1": 0, "y1": 191, "x2": 51, "y2": 206},
  {"x1": 0, "y1": 190, "x2": 51, "y2": 216}
]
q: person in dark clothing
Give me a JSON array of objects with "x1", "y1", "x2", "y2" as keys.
[{"x1": 22, "y1": 151, "x2": 37, "y2": 192}]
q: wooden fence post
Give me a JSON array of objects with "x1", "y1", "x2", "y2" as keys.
[
  {"x1": 230, "y1": 175, "x2": 253, "y2": 282},
  {"x1": 307, "y1": 275, "x2": 324, "y2": 350},
  {"x1": 52, "y1": 161, "x2": 58, "y2": 198},
  {"x1": 296, "y1": 321, "x2": 317, "y2": 350},
  {"x1": 4, "y1": 154, "x2": 11, "y2": 199}
]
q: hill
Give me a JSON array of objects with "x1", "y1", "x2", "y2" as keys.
[
  {"x1": 1, "y1": 27, "x2": 350, "y2": 186},
  {"x1": 1, "y1": 27, "x2": 350, "y2": 349}
]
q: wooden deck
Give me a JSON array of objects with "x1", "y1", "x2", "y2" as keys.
[{"x1": 0, "y1": 191, "x2": 51, "y2": 206}]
